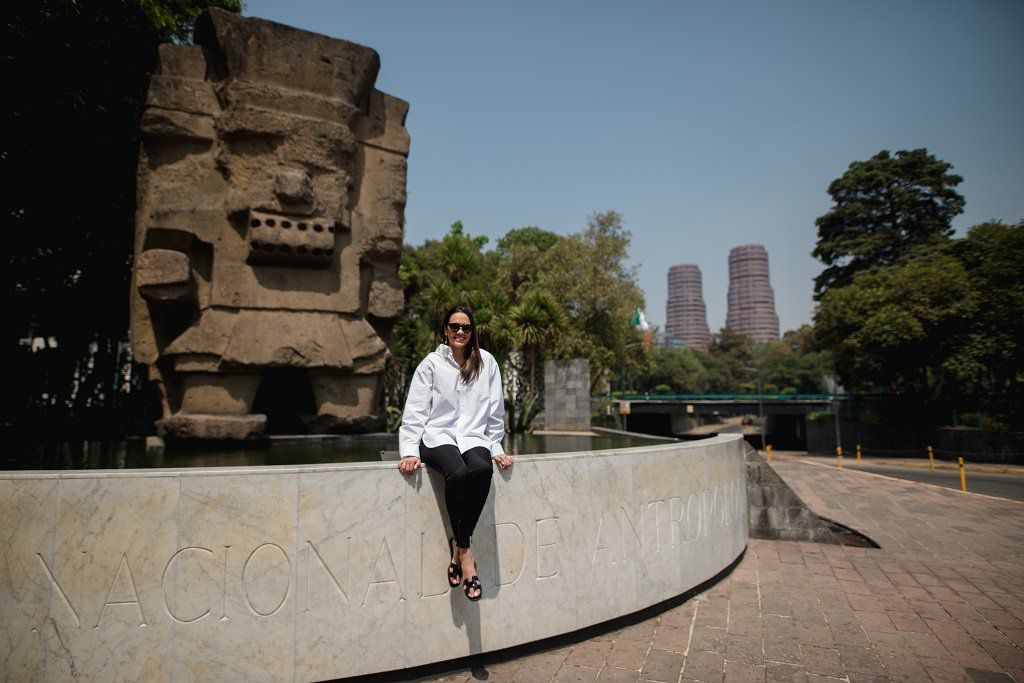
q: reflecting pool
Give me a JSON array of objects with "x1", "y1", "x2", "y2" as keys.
[{"x1": 3, "y1": 431, "x2": 674, "y2": 470}]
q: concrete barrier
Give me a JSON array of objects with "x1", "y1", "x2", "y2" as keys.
[{"x1": 1, "y1": 434, "x2": 747, "y2": 681}]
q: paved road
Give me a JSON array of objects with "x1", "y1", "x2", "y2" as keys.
[
  {"x1": 774, "y1": 453, "x2": 1024, "y2": 503},
  {"x1": 843, "y1": 462, "x2": 1024, "y2": 502}
]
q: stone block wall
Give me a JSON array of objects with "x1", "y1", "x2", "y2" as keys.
[
  {"x1": 543, "y1": 359, "x2": 591, "y2": 431},
  {"x1": 0, "y1": 435, "x2": 747, "y2": 681},
  {"x1": 745, "y1": 446, "x2": 838, "y2": 544}
]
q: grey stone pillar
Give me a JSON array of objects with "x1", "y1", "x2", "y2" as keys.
[{"x1": 544, "y1": 359, "x2": 591, "y2": 431}]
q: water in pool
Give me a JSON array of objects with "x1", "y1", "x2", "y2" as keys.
[{"x1": 4, "y1": 432, "x2": 673, "y2": 470}]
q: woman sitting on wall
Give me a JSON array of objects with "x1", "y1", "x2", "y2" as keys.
[{"x1": 397, "y1": 305, "x2": 514, "y2": 601}]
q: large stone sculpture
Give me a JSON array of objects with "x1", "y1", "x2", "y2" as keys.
[{"x1": 130, "y1": 9, "x2": 408, "y2": 440}]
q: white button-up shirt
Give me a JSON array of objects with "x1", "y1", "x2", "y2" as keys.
[{"x1": 399, "y1": 344, "x2": 506, "y2": 459}]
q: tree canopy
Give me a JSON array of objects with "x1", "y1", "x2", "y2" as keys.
[
  {"x1": 3, "y1": 0, "x2": 242, "y2": 431},
  {"x1": 811, "y1": 147, "x2": 1023, "y2": 427},
  {"x1": 812, "y1": 149, "x2": 964, "y2": 298},
  {"x1": 391, "y1": 213, "x2": 645, "y2": 431},
  {"x1": 631, "y1": 325, "x2": 828, "y2": 397}
]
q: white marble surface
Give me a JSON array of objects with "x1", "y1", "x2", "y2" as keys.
[{"x1": 0, "y1": 434, "x2": 747, "y2": 682}]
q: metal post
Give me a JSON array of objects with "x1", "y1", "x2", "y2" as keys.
[
  {"x1": 757, "y1": 374, "x2": 766, "y2": 453},
  {"x1": 927, "y1": 445, "x2": 935, "y2": 471},
  {"x1": 856, "y1": 443, "x2": 862, "y2": 463},
  {"x1": 833, "y1": 396, "x2": 842, "y2": 460},
  {"x1": 958, "y1": 457, "x2": 966, "y2": 492}
]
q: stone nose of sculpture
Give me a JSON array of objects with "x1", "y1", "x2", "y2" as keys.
[{"x1": 274, "y1": 168, "x2": 315, "y2": 209}]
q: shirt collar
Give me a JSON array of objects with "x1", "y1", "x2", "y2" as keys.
[{"x1": 436, "y1": 343, "x2": 459, "y2": 367}]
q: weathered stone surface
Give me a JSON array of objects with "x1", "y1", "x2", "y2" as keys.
[
  {"x1": 136, "y1": 249, "x2": 190, "y2": 283},
  {"x1": 158, "y1": 414, "x2": 266, "y2": 440},
  {"x1": 155, "y1": 43, "x2": 207, "y2": 80},
  {"x1": 131, "y1": 9, "x2": 407, "y2": 438},
  {"x1": 355, "y1": 90, "x2": 411, "y2": 155},
  {"x1": 273, "y1": 168, "x2": 315, "y2": 206},
  {"x1": 544, "y1": 359, "x2": 591, "y2": 431},
  {"x1": 136, "y1": 248, "x2": 193, "y2": 301},
  {"x1": 139, "y1": 108, "x2": 216, "y2": 141},
  {"x1": 0, "y1": 434, "x2": 747, "y2": 681},
  {"x1": 367, "y1": 276, "x2": 404, "y2": 319},
  {"x1": 745, "y1": 446, "x2": 838, "y2": 543}
]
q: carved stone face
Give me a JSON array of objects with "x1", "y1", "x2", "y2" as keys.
[{"x1": 130, "y1": 9, "x2": 410, "y2": 439}]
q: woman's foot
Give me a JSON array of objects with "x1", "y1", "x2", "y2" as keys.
[
  {"x1": 447, "y1": 538, "x2": 462, "y2": 588},
  {"x1": 463, "y1": 575, "x2": 482, "y2": 602},
  {"x1": 459, "y1": 547, "x2": 481, "y2": 600}
]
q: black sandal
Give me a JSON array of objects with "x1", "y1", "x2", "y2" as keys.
[
  {"x1": 447, "y1": 538, "x2": 462, "y2": 588},
  {"x1": 463, "y1": 575, "x2": 482, "y2": 601}
]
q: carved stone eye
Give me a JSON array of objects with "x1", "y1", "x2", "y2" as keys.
[
  {"x1": 266, "y1": 219, "x2": 276, "y2": 227},
  {"x1": 298, "y1": 223, "x2": 308, "y2": 231},
  {"x1": 250, "y1": 219, "x2": 261, "y2": 228},
  {"x1": 281, "y1": 220, "x2": 292, "y2": 228},
  {"x1": 312, "y1": 248, "x2": 323, "y2": 256},
  {"x1": 313, "y1": 224, "x2": 324, "y2": 233},
  {"x1": 280, "y1": 245, "x2": 291, "y2": 253}
]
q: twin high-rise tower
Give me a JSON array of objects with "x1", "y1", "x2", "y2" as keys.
[
  {"x1": 665, "y1": 244, "x2": 779, "y2": 348},
  {"x1": 725, "y1": 244, "x2": 780, "y2": 343},
  {"x1": 665, "y1": 264, "x2": 711, "y2": 350}
]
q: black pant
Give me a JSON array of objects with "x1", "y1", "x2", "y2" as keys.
[{"x1": 420, "y1": 443, "x2": 493, "y2": 548}]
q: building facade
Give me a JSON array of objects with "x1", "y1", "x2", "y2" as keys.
[
  {"x1": 665, "y1": 264, "x2": 710, "y2": 350},
  {"x1": 726, "y1": 245, "x2": 780, "y2": 343}
]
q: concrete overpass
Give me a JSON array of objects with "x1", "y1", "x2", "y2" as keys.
[{"x1": 599, "y1": 394, "x2": 849, "y2": 448}]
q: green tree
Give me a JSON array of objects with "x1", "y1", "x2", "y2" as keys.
[
  {"x1": 495, "y1": 226, "x2": 562, "y2": 300},
  {"x1": 635, "y1": 347, "x2": 708, "y2": 394},
  {"x1": 538, "y1": 211, "x2": 646, "y2": 392},
  {"x1": 814, "y1": 253, "x2": 977, "y2": 397},
  {"x1": 702, "y1": 328, "x2": 755, "y2": 393},
  {"x1": 812, "y1": 149, "x2": 964, "y2": 298},
  {"x1": 946, "y1": 221, "x2": 1024, "y2": 401},
  {"x1": 508, "y1": 290, "x2": 569, "y2": 396},
  {"x1": 391, "y1": 213, "x2": 644, "y2": 432},
  {"x1": 756, "y1": 327, "x2": 827, "y2": 395}
]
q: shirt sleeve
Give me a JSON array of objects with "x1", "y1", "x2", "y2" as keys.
[
  {"x1": 398, "y1": 358, "x2": 433, "y2": 458},
  {"x1": 485, "y1": 355, "x2": 506, "y2": 457}
]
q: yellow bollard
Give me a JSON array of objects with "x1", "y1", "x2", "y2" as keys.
[
  {"x1": 958, "y1": 457, "x2": 966, "y2": 492},
  {"x1": 928, "y1": 445, "x2": 935, "y2": 471},
  {"x1": 766, "y1": 444, "x2": 773, "y2": 461},
  {"x1": 836, "y1": 446, "x2": 843, "y2": 469},
  {"x1": 856, "y1": 443, "x2": 862, "y2": 463}
]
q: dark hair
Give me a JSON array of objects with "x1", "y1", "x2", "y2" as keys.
[{"x1": 443, "y1": 305, "x2": 482, "y2": 383}]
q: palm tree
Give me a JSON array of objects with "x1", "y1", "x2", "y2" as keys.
[{"x1": 509, "y1": 290, "x2": 569, "y2": 397}]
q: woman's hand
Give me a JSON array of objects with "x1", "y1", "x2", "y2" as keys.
[
  {"x1": 398, "y1": 456, "x2": 421, "y2": 475},
  {"x1": 493, "y1": 454, "x2": 514, "y2": 470}
]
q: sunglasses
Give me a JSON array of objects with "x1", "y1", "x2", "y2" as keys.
[{"x1": 446, "y1": 322, "x2": 473, "y2": 333}]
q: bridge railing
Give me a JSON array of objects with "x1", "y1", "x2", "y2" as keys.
[{"x1": 596, "y1": 393, "x2": 852, "y2": 401}]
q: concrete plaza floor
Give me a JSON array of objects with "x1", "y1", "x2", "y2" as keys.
[{"x1": 415, "y1": 456, "x2": 1024, "y2": 682}]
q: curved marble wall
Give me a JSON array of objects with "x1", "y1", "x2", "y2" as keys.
[{"x1": 1, "y1": 434, "x2": 747, "y2": 681}]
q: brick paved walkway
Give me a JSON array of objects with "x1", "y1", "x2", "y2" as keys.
[{"x1": 414, "y1": 457, "x2": 1024, "y2": 682}]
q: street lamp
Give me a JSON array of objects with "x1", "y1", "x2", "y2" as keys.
[{"x1": 741, "y1": 366, "x2": 766, "y2": 453}]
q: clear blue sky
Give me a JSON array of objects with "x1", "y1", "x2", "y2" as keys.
[{"x1": 245, "y1": 0, "x2": 1024, "y2": 334}]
